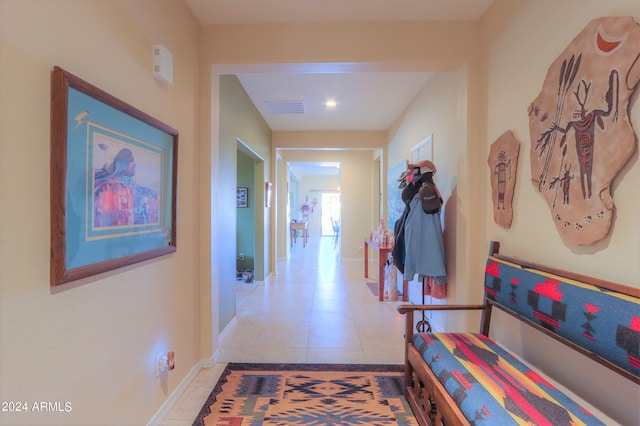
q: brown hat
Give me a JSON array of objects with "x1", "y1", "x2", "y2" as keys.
[
  {"x1": 396, "y1": 169, "x2": 412, "y2": 182},
  {"x1": 396, "y1": 169, "x2": 412, "y2": 188},
  {"x1": 407, "y1": 159, "x2": 436, "y2": 174}
]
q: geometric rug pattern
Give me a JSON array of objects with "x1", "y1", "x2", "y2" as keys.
[{"x1": 193, "y1": 363, "x2": 418, "y2": 425}]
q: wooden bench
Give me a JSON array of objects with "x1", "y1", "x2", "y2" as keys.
[{"x1": 397, "y1": 241, "x2": 640, "y2": 425}]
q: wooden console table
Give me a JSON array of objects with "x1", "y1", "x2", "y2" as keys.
[
  {"x1": 364, "y1": 239, "x2": 408, "y2": 302},
  {"x1": 290, "y1": 221, "x2": 308, "y2": 247}
]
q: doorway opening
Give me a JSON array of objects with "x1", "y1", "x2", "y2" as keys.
[
  {"x1": 287, "y1": 161, "x2": 341, "y2": 242},
  {"x1": 321, "y1": 192, "x2": 341, "y2": 236},
  {"x1": 236, "y1": 138, "x2": 266, "y2": 284}
]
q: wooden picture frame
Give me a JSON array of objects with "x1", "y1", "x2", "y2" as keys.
[
  {"x1": 265, "y1": 182, "x2": 273, "y2": 208},
  {"x1": 237, "y1": 187, "x2": 248, "y2": 208},
  {"x1": 50, "y1": 66, "x2": 178, "y2": 286}
]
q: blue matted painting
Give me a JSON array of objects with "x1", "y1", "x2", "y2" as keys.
[
  {"x1": 50, "y1": 66, "x2": 178, "y2": 286},
  {"x1": 387, "y1": 160, "x2": 407, "y2": 230}
]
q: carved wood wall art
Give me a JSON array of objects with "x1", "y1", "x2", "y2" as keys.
[
  {"x1": 488, "y1": 130, "x2": 520, "y2": 229},
  {"x1": 528, "y1": 17, "x2": 640, "y2": 245}
]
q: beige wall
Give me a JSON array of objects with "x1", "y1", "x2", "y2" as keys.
[
  {"x1": 203, "y1": 21, "x2": 479, "y2": 66},
  {"x1": 218, "y1": 75, "x2": 272, "y2": 332},
  {"x1": 387, "y1": 68, "x2": 477, "y2": 331},
  {"x1": 275, "y1": 131, "x2": 387, "y2": 150},
  {"x1": 483, "y1": 0, "x2": 640, "y2": 282},
  {"x1": 0, "y1": 0, "x2": 201, "y2": 424},
  {"x1": 480, "y1": 1, "x2": 640, "y2": 424}
]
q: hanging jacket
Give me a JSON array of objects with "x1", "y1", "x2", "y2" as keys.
[
  {"x1": 392, "y1": 207, "x2": 408, "y2": 273},
  {"x1": 403, "y1": 193, "x2": 447, "y2": 283},
  {"x1": 392, "y1": 181, "x2": 420, "y2": 273}
]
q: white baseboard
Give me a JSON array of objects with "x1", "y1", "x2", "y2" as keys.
[
  {"x1": 219, "y1": 316, "x2": 238, "y2": 343},
  {"x1": 201, "y1": 355, "x2": 215, "y2": 368},
  {"x1": 147, "y1": 356, "x2": 214, "y2": 425},
  {"x1": 212, "y1": 346, "x2": 222, "y2": 364}
]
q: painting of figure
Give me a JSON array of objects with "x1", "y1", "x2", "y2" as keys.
[
  {"x1": 528, "y1": 16, "x2": 640, "y2": 245},
  {"x1": 92, "y1": 136, "x2": 161, "y2": 229},
  {"x1": 488, "y1": 131, "x2": 519, "y2": 229}
]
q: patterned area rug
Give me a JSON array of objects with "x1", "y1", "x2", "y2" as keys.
[{"x1": 193, "y1": 363, "x2": 417, "y2": 425}]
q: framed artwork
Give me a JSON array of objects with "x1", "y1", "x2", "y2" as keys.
[
  {"x1": 265, "y1": 182, "x2": 273, "y2": 208},
  {"x1": 50, "y1": 66, "x2": 178, "y2": 286},
  {"x1": 488, "y1": 130, "x2": 519, "y2": 229},
  {"x1": 528, "y1": 17, "x2": 640, "y2": 245},
  {"x1": 237, "y1": 187, "x2": 248, "y2": 208},
  {"x1": 410, "y1": 134, "x2": 433, "y2": 164}
]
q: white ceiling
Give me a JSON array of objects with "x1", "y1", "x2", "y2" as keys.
[
  {"x1": 184, "y1": 0, "x2": 495, "y2": 173},
  {"x1": 236, "y1": 71, "x2": 434, "y2": 131}
]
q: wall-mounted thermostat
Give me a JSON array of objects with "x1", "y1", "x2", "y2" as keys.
[{"x1": 152, "y1": 44, "x2": 173, "y2": 85}]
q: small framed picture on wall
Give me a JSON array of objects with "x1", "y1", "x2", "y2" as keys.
[
  {"x1": 237, "y1": 187, "x2": 248, "y2": 208},
  {"x1": 265, "y1": 182, "x2": 273, "y2": 208}
]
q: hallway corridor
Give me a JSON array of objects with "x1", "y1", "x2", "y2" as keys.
[{"x1": 160, "y1": 235, "x2": 406, "y2": 424}]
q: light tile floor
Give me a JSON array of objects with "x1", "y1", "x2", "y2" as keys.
[{"x1": 160, "y1": 235, "x2": 406, "y2": 425}]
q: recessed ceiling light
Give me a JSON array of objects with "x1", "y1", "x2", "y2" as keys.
[{"x1": 325, "y1": 99, "x2": 337, "y2": 108}]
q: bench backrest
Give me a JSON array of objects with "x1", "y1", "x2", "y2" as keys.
[{"x1": 484, "y1": 252, "x2": 640, "y2": 384}]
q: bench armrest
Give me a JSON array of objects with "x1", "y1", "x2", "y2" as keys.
[
  {"x1": 396, "y1": 303, "x2": 485, "y2": 315},
  {"x1": 397, "y1": 302, "x2": 490, "y2": 336}
]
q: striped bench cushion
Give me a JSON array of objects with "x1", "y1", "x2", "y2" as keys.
[
  {"x1": 412, "y1": 332, "x2": 604, "y2": 425},
  {"x1": 485, "y1": 256, "x2": 640, "y2": 378}
]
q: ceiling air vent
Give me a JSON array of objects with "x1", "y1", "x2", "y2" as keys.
[{"x1": 264, "y1": 100, "x2": 306, "y2": 115}]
